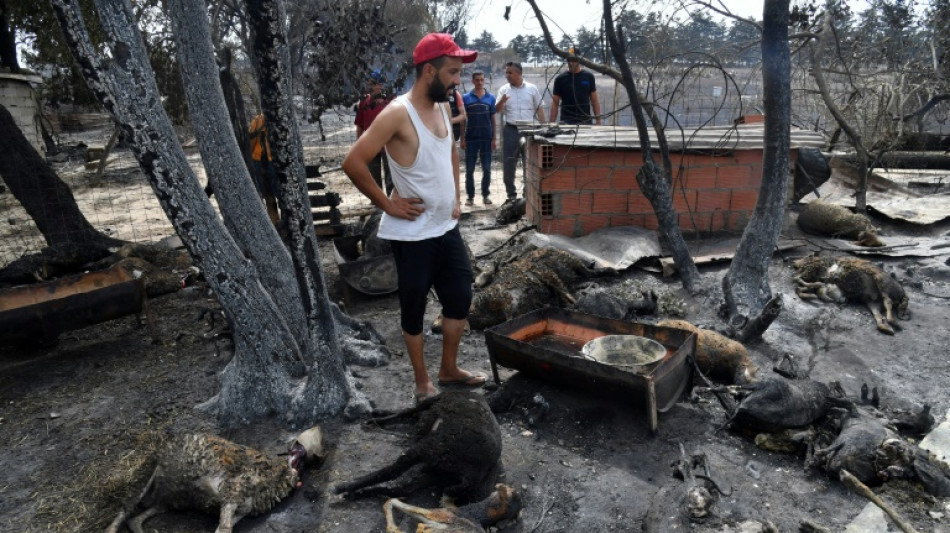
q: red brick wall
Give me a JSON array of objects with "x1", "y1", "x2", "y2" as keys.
[{"x1": 525, "y1": 141, "x2": 796, "y2": 238}]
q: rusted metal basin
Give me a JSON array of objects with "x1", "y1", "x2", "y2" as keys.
[
  {"x1": 0, "y1": 263, "x2": 144, "y2": 344},
  {"x1": 485, "y1": 308, "x2": 697, "y2": 433},
  {"x1": 332, "y1": 235, "x2": 397, "y2": 296},
  {"x1": 581, "y1": 335, "x2": 667, "y2": 371}
]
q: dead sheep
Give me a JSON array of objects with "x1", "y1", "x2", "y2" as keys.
[
  {"x1": 105, "y1": 427, "x2": 322, "y2": 533},
  {"x1": 792, "y1": 255, "x2": 910, "y2": 334},
  {"x1": 468, "y1": 248, "x2": 595, "y2": 330},
  {"x1": 332, "y1": 391, "x2": 502, "y2": 505},
  {"x1": 797, "y1": 200, "x2": 884, "y2": 247},
  {"x1": 657, "y1": 320, "x2": 757, "y2": 384},
  {"x1": 383, "y1": 483, "x2": 522, "y2": 532}
]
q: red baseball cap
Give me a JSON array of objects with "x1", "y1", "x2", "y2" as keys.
[{"x1": 413, "y1": 33, "x2": 477, "y2": 66}]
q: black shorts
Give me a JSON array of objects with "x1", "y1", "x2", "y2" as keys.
[{"x1": 389, "y1": 226, "x2": 473, "y2": 335}]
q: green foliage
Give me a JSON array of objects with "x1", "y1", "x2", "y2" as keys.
[{"x1": 470, "y1": 29, "x2": 499, "y2": 52}]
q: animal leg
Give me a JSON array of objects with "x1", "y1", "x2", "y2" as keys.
[
  {"x1": 881, "y1": 295, "x2": 900, "y2": 328},
  {"x1": 127, "y1": 505, "x2": 166, "y2": 533},
  {"x1": 332, "y1": 453, "x2": 421, "y2": 496},
  {"x1": 865, "y1": 302, "x2": 895, "y2": 335},
  {"x1": 105, "y1": 467, "x2": 157, "y2": 533},
  {"x1": 385, "y1": 498, "x2": 462, "y2": 532},
  {"x1": 215, "y1": 502, "x2": 244, "y2": 533}
]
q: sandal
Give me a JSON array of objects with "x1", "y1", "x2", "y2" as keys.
[
  {"x1": 414, "y1": 389, "x2": 439, "y2": 405},
  {"x1": 437, "y1": 371, "x2": 488, "y2": 388}
]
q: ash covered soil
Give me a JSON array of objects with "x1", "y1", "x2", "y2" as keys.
[{"x1": 2, "y1": 209, "x2": 950, "y2": 533}]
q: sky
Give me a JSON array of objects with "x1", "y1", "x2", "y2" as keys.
[{"x1": 466, "y1": 0, "x2": 766, "y2": 48}]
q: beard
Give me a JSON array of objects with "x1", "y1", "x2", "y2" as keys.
[{"x1": 428, "y1": 76, "x2": 453, "y2": 102}]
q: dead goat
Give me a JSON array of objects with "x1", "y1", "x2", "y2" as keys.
[
  {"x1": 658, "y1": 319, "x2": 757, "y2": 385},
  {"x1": 792, "y1": 255, "x2": 910, "y2": 334},
  {"x1": 332, "y1": 391, "x2": 503, "y2": 505},
  {"x1": 723, "y1": 359, "x2": 844, "y2": 434},
  {"x1": 468, "y1": 248, "x2": 597, "y2": 330},
  {"x1": 383, "y1": 483, "x2": 522, "y2": 532},
  {"x1": 810, "y1": 401, "x2": 950, "y2": 497},
  {"x1": 106, "y1": 426, "x2": 323, "y2": 533},
  {"x1": 797, "y1": 200, "x2": 884, "y2": 247}
]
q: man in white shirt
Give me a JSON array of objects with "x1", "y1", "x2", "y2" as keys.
[{"x1": 496, "y1": 61, "x2": 545, "y2": 200}]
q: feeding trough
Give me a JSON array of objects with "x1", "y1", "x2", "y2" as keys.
[
  {"x1": 485, "y1": 308, "x2": 697, "y2": 433},
  {"x1": 332, "y1": 235, "x2": 397, "y2": 296},
  {"x1": 0, "y1": 263, "x2": 145, "y2": 345}
]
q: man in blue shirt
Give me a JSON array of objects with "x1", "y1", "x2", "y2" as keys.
[{"x1": 461, "y1": 70, "x2": 497, "y2": 206}]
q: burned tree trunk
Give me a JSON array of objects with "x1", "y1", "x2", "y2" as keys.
[
  {"x1": 0, "y1": 103, "x2": 120, "y2": 249},
  {"x1": 51, "y1": 0, "x2": 349, "y2": 426},
  {"x1": 721, "y1": 0, "x2": 791, "y2": 331},
  {"x1": 0, "y1": 0, "x2": 20, "y2": 73}
]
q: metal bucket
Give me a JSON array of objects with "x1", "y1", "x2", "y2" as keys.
[{"x1": 581, "y1": 335, "x2": 666, "y2": 370}]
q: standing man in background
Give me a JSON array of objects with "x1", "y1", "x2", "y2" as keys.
[
  {"x1": 496, "y1": 61, "x2": 545, "y2": 201},
  {"x1": 355, "y1": 69, "x2": 394, "y2": 193},
  {"x1": 461, "y1": 70, "x2": 496, "y2": 206},
  {"x1": 550, "y1": 47, "x2": 601, "y2": 125},
  {"x1": 249, "y1": 112, "x2": 280, "y2": 224}
]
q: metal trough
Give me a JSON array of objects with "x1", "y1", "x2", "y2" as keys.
[
  {"x1": 485, "y1": 308, "x2": 697, "y2": 433},
  {"x1": 332, "y1": 235, "x2": 397, "y2": 296},
  {"x1": 0, "y1": 263, "x2": 144, "y2": 344}
]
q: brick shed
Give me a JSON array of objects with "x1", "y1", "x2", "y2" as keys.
[
  {"x1": 523, "y1": 124, "x2": 825, "y2": 237},
  {"x1": 0, "y1": 73, "x2": 45, "y2": 156}
]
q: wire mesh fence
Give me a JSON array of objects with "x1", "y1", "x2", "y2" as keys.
[{"x1": 5, "y1": 59, "x2": 942, "y2": 270}]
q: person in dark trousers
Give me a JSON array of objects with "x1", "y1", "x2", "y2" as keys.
[
  {"x1": 496, "y1": 61, "x2": 545, "y2": 200},
  {"x1": 342, "y1": 33, "x2": 487, "y2": 403},
  {"x1": 448, "y1": 87, "x2": 466, "y2": 142},
  {"x1": 249, "y1": 112, "x2": 280, "y2": 224},
  {"x1": 460, "y1": 70, "x2": 497, "y2": 206},
  {"x1": 549, "y1": 47, "x2": 601, "y2": 126},
  {"x1": 355, "y1": 69, "x2": 394, "y2": 193}
]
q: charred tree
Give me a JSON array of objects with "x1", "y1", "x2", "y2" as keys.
[
  {"x1": 0, "y1": 103, "x2": 120, "y2": 249},
  {"x1": 50, "y1": 0, "x2": 349, "y2": 426},
  {"x1": 525, "y1": 0, "x2": 700, "y2": 294},
  {"x1": 0, "y1": 0, "x2": 19, "y2": 73},
  {"x1": 721, "y1": 0, "x2": 791, "y2": 330}
]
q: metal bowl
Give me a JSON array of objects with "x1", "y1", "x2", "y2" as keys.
[{"x1": 580, "y1": 335, "x2": 667, "y2": 369}]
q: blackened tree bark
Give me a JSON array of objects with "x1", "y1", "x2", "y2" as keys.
[
  {"x1": 0, "y1": 0, "x2": 19, "y2": 72},
  {"x1": 525, "y1": 0, "x2": 700, "y2": 294},
  {"x1": 51, "y1": 0, "x2": 350, "y2": 426},
  {"x1": 0, "y1": 103, "x2": 120, "y2": 249},
  {"x1": 213, "y1": 46, "x2": 254, "y2": 197},
  {"x1": 721, "y1": 0, "x2": 791, "y2": 330}
]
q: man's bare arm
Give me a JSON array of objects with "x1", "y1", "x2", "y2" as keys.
[
  {"x1": 342, "y1": 106, "x2": 424, "y2": 220},
  {"x1": 549, "y1": 95, "x2": 561, "y2": 123}
]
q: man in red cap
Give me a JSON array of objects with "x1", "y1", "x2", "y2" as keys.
[{"x1": 343, "y1": 33, "x2": 486, "y2": 403}]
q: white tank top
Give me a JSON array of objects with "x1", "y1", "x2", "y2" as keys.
[{"x1": 378, "y1": 94, "x2": 458, "y2": 241}]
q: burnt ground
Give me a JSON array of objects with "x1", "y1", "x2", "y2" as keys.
[{"x1": 2, "y1": 207, "x2": 950, "y2": 533}]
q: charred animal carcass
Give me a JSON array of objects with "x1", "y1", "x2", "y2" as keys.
[
  {"x1": 383, "y1": 483, "x2": 522, "y2": 532},
  {"x1": 728, "y1": 376, "x2": 842, "y2": 434},
  {"x1": 106, "y1": 427, "x2": 323, "y2": 533},
  {"x1": 792, "y1": 255, "x2": 909, "y2": 334},
  {"x1": 657, "y1": 319, "x2": 757, "y2": 384},
  {"x1": 468, "y1": 248, "x2": 595, "y2": 330},
  {"x1": 810, "y1": 402, "x2": 950, "y2": 496},
  {"x1": 797, "y1": 200, "x2": 884, "y2": 247},
  {"x1": 332, "y1": 391, "x2": 503, "y2": 504}
]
